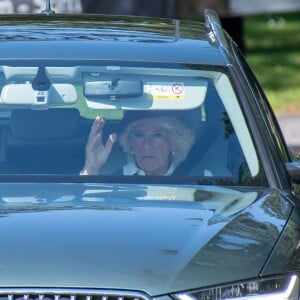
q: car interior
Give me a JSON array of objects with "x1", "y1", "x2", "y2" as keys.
[
  {"x1": 0, "y1": 90, "x2": 247, "y2": 180},
  {"x1": 0, "y1": 64, "x2": 263, "y2": 185}
]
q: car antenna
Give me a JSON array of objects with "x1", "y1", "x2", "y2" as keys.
[
  {"x1": 205, "y1": 9, "x2": 229, "y2": 49},
  {"x1": 41, "y1": 0, "x2": 55, "y2": 15}
]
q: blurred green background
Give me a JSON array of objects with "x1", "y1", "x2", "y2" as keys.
[{"x1": 244, "y1": 12, "x2": 300, "y2": 115}]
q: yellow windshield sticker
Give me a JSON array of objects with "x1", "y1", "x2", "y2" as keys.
[{"x1": 145, "y1": 83, "x2": 185, "y2": 100}]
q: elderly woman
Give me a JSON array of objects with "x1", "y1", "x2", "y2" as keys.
[{"x1": 81, "y1": 113, "x2": 195, "y2": 176}]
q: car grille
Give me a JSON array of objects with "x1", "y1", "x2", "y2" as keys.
[{"x1": 0, "y1": 289, "x2": 150, "y2": 300}]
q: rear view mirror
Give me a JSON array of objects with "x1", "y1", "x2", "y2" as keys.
[{"x1": 84, "y1": 80, "x2": 143, "y2": 100}]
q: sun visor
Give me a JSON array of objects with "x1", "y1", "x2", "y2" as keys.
[
  {"x1": 84, "y1": 77, "x2": 208, "y2": 110},
  {"x1": 0, "y1": 83, "x2": 77, "y2": 106},
  {"x1": 2, "y1": 66, "x2": 78, "y2": 81}
]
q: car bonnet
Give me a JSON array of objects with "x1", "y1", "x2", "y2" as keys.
[{"x1": 0, "y1": 183, "x2": 292, "y2": 295}]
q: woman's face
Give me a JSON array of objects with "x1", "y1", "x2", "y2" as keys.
[{"x1": 129, "y1": 119, "x2": 172, "y2": 175}]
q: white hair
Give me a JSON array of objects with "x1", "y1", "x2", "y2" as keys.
[{"x1": 119, "y1": 116, "x2": 196, "y2": 165}]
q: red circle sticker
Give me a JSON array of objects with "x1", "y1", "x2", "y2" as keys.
[{"x1": 172, "y1": 83, "x2": 184, "y2": 94}]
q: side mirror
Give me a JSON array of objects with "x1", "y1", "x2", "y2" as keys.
[{"x1": 285, "y1": 162, "x2": 300, "y2": 184}]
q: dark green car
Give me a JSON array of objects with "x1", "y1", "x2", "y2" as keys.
[{"x1": 0, "y1": 2, "x2": 299, "y2": 300}]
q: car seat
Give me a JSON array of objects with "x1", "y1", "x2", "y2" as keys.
[{"x1": 6, "y1": 108, "x2": 87, "y2": 174}]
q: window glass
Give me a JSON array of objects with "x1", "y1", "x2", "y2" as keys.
[{"x1": 0, "y1": 62, "x2": 267, "y2": 186}]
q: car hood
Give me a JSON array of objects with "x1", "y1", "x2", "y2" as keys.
[{"x1": 0, "y1": 183, "x2": 292, "y2": 295}]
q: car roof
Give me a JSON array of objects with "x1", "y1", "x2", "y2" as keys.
[{"x1": 0, "y1": 13, "x2": 228, "y2": 65}]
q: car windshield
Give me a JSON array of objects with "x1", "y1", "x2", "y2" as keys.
[{"x1": 0, "y1": 61, "x2": 268, "y2": 186}]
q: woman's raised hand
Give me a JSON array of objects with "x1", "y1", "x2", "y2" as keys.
[{"x1": 81, "y1": 116, "x2": 117, "y2": 175}]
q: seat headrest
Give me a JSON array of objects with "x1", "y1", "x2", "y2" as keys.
[{"x1": 10, "y1": 108, "x2": 80, "y2": 140}]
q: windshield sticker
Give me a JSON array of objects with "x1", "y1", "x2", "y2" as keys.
[{"x1": 144, "y1": 82, "x2": 185, "y2": 100}]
